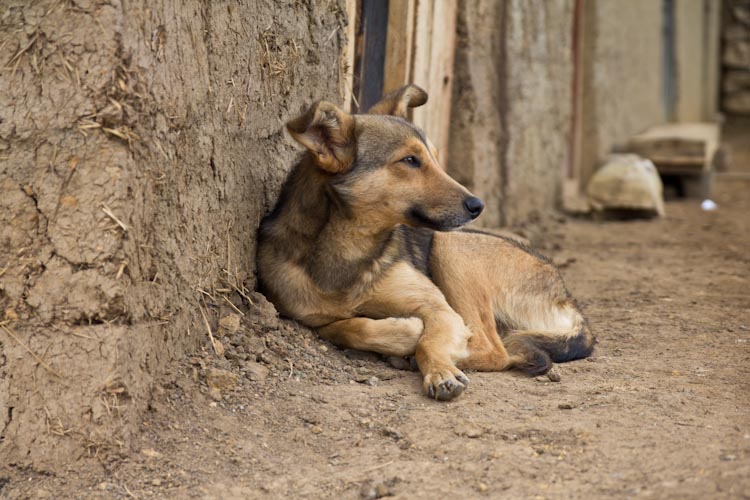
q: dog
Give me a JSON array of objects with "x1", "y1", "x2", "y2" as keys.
[{"x1": 257, "y1": 85, "x2": 595, "y2": 400}]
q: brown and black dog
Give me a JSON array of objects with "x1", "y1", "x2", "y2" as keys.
[{"x1": 258, "y1": 85, "x2": 595, "y2": 401}]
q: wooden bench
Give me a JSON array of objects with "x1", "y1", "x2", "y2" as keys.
[{"x1": 626, "y1": 123, "x2": 721, "y2": 198}]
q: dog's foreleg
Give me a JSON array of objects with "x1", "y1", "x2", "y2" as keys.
[
  {"x1": 413, "y1": 307, "x2": 473, "y2": 400},
  {"x1": 317, "y1": 317, "x2": 423, "y2": 357},
  {"x1": 360, "y1": 262, "x2": 472, "y2": 401}
]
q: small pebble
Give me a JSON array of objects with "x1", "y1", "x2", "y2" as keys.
[
  {"x1": 374, "y1": 483, "x2": 392, "y2": 497},
  {"x1": 245, "y1": 362, "x2": 269, "y2": 382},
  {"x1": 218, "y1": 313, "x2": 241, "y2": 334},
  {"x1": 360, "y1": 484, "x2": 377, "y2": 500},
  {"x1": 387, "y1": 356, "x2": 411, "y2": 371},
  {"x1": 360, "y1": 480, "x2": 393, "y2": 499},
  {"x1": 457, "y1": 425, "x2": 484, "y2": 438},
  {"x1": 141, "y1": 448, "x2": 162, "y2": 458},
  {"x1": 558, "y1": 403, "x2": 575, "y2": 410}
]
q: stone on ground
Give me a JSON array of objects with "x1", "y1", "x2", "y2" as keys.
[{"x1": 586, "y1": 154, "x2": 666, "y2": 217}]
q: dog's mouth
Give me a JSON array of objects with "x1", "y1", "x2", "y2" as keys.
[{"x1": 407, "y1": 206, "x2": 472, "y2": 231}]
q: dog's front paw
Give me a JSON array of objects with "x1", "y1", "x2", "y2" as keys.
[{"x1": 423, "y1": 367, "x2": 469, "y2": 401}]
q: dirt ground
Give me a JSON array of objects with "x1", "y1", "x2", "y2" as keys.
[{"x1": 2, "y1": 123, "x2": 749, "y2": 499}]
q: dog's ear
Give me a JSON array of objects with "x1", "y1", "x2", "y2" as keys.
[
  {"x1": 286, "y1": 101, "x2": 356, "y2": 173},
  {"x1": 368, "y1": 84, "x2": 428, "y2": 118}
]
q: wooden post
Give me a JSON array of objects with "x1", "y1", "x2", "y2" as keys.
[
  {"x1": 411, "y1": 0, "x2": 458, "y2": 163},
  {"x1": 702, "y1": 0, "x2": 721, "y2": 121},
  {"x1": 341, "y1": 0, "x2": 359, "y2": 112},
  {"x1": 346, "y1": 0, "x2": 458, "y2": 160},
  {"x1": 383, "y1": 0, "x2": 416, "y2": 93},
  {"x1": 563, "y1": 0, "x2": 589, "y2": 212}
]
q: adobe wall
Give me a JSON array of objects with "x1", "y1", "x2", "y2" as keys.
[
  {"x1": 0, "y1": 0, "x2": 346, "y2": 469},
  {"x1": 579, "y1": 0, "x2": 666, "y2": 183},
  {"x1": 721, "y1": 0, "x2": 750, "y2": 114},
  {"x1": 674, "y1": 0, "x2": 707, "y2": 122}
]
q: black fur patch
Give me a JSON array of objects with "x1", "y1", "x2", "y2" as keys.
[
  {"x1": 506, "y1": 326, "x2": 595, "y2": 370},
  {"x1": 504, "y1": 336, "x2": 553, "y2": 376},
  {"x1": 554, "y1": 328, "x2": 596, "y2": 362},
  {"x1": 399, "y1": 226, "x2": 434, "y2": 277}
]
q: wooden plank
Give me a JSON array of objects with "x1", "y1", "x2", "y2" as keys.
[
  {"x1": 629, "y1": 141, "x2": 707, "y2": 160},
  {"x1": 383, "y1": 0, "x2": 415, "y2": 93},
  {"x1": 428, "y1": 0, "x2": 458, "y2": 163},
  {"x1": 411, "y1": 0, "x2": 458, "y2": 163},
  {"x1": 340, "y1": 0, "x2": 359, "y2": 112},
  {"x1": 702, "y1": 0, "x2": 721, "y2": 120},
  {"x1": 673, "y1": 0, "x2": 705, "y2": 122},
  {"x1": 629, "y1": 123, "x2": 719, "y2": 143},
  {"x1": 355, "y1": 0, "x2": 389, "y2": 112},
  {"x1": 647, "y1": 156, "x2": 708, "y2": 166},
  {"x1": 627, "y1": 122, "x2": 720, "y2": 172},
  {"x1": 410, "y1": 0, "x2": 434, "y2": 104},
  {"x1": 569, "y1": 0, "x2": 585, "y2": 183}
]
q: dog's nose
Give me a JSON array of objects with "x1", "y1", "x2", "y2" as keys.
[{"x1": 464, "y1": 196, "x2": 484, "y2": 219}]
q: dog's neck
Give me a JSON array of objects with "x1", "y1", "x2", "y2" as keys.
[
  {"x1": 272, "y1": 156, "x2": 397, "y2": 290},
  {"x1": 310, "y1": 190, "x2": 398, "y2": 292},
  {"x1": 313, "y1": 210, "x2": 394, "y2": 266}
]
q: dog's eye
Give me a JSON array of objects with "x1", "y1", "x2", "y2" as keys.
[{"x1": 401, "y1": 155, "x2": 421, "y2": 168}]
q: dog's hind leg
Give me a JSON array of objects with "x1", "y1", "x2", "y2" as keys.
[
  {"x1": 430, "y1": 230, "x2": 595, "y2": 375},
  {"x1": 439, "y1": 290, "x2": 511, "y2": 372},
  {"x1": 317, "y1": 317, "x2": 423, "y2": 357},
  {"x1": 428, "y1": 233, "x2": 512, "y2": 372}
]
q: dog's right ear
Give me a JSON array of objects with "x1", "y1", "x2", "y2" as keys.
[{"x1": 286, "y1": 101, "x2": 355, "y2": 173}]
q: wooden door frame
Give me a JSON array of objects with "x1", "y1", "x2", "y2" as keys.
[{"x1": 342, "y1": 0, "x2": 458, "y2": 160}]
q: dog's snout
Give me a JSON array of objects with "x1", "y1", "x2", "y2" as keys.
[{"x1": 464, "y1": 197, "x2": 484, "y2": 219}]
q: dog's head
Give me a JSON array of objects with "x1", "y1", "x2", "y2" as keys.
[{"x1": 286, "y1": 85, "x2": 483, "y2": 231}]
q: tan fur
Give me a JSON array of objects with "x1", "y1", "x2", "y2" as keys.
[{"x1": 258, "y1": 85, "x2": 595, "y2": 401}]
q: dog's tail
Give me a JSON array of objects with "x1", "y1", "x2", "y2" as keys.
[{"x1": 501, "y1": 307, "x2": 596, "y2": 376}]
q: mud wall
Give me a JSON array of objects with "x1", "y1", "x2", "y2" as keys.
[
  {"x1": 448, "y1": 0, "x2": 574, "y2": 227},
  {"x1": 673, "y1": 0, "x2": 721, "y2": 122},
  {"x1": 721, "y1": 0, "x2": 750, "y2": 114},
  {"x1": 0, "y1": 0, "x2": 346, "y2": 469},
  {"x1": 674, "y1": 0, "x2": 707, "y2": 122},
  {"x1": 579, "y1": 0, "x2": 666, "y2": 183}
]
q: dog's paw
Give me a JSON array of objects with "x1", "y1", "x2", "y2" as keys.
[{"x1": 423, "y1": 368, "x2": 469, "y2": 401}]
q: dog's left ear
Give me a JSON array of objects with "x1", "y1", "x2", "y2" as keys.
[
  {"x1": 286, "y1": 101, "x2": 356, "y2": 173},
  {"x1": 368, "y1": 84, "x2": 428, "y2": 119}
]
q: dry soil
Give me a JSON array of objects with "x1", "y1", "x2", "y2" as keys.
[{"x1": 1, "y1": 124, "x2": 749, "y2": 499}]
